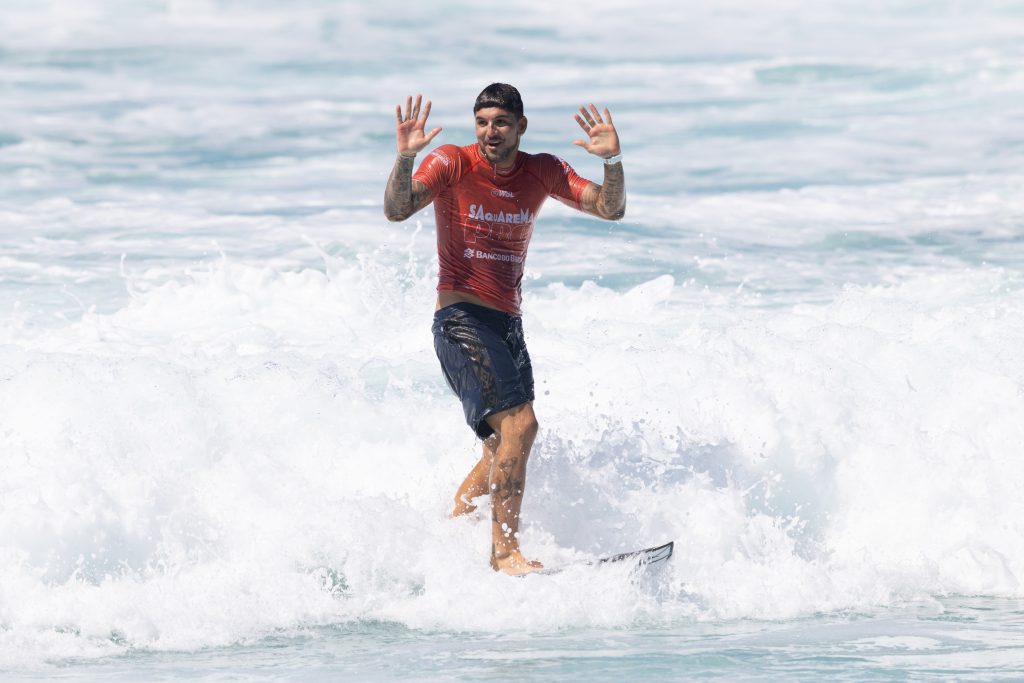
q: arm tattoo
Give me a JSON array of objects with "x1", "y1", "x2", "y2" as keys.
[
  {"x1": 383, "y1": 155, "x2": 429, "y2": 221},
  {"x1": 595, "y1": 162, "x2": 626, "y2": 221}
]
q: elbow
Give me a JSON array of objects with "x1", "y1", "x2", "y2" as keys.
[
  {"x1": 594, "y1": 196, "x2": 625, "y2": 222},
  {"x1": 601, "y1": 205, "x2": 626, "y2": 221},
  {"x1": 384, "y1": 207, "x2": 410, "y2": 222}
]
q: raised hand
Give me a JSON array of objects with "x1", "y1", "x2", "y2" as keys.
[
  {"x1": 573, "y1": 103, "x2": 620, "y2": 159},
  {"x1": 396, "y1": 94, "x2": 442, "y2": 157}
]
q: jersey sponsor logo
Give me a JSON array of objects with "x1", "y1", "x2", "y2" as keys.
[
  {"x1": 463, "y1": 249, "x2": 524, "y2": 264},
  {"x1": 490, "y1": 188, "x2": 516, "y2": 198},
  {"x1": 430, "y1": 149, "x2": 452, "y2": 166},
  {"x1": 468, "y1": 203, "x2": 532, "y2": 225}
]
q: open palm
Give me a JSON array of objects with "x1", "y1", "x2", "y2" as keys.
[
  {"x1": 396, "y1": 94, "x2": 441, "y2": 156},
  {"x1": 572, "y1": 103, "x2": 620, "y2": 159}
]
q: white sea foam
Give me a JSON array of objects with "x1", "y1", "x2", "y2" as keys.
[{"x1": 3, "y1": 258, "x2": 1024, "y2": 665}]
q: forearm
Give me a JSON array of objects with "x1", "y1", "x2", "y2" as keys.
[
  {"x1": 595, "y1": 161, "x2": 626, "y2": 220},
  {"x1": 383, "y1": 154, "x2": 417, "y2": 221}
]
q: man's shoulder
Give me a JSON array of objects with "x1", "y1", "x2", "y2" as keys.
[
  {"x1": 521, "y1": 150, "x2": 556, "y2": 164},
  {"x1": 422, "y1": 144, "x2": 470, "y2": 167},
  {"x1": 521, "y1": 151, "x2": 578, "y2": 179},
  {"x1": 415, "y1": 144, "x2": 476, "y2": 188}
]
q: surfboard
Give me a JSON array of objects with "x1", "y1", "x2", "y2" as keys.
[{"x1": 533, "y1": 541, "x2": 674, "y2": 576}]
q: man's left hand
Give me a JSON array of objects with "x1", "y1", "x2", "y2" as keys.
[{"x1": 573, "y1": 104, "x2": 621, "y2": 159}]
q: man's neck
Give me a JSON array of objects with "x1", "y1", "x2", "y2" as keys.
[
  {"x1": 495, "y1": 150, "x2": 518, "y2": 169},
  {"x1": 476, "y1": 144, "x2": 520, "y2": 170}
]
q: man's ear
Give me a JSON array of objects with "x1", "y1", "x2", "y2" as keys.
[{"x1": 518, "y1": 116, "x2": 528, "y2": 135}]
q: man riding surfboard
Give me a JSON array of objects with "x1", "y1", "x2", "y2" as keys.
[{"x1": 383, "y1": 84, "x2": 626, "y2": 575}]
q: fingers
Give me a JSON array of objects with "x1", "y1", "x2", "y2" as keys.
[
  {"x1": 574, "y1": 113, "x2": 590, "y2": 134},
  {"x1": 397, "y1": 95, "x2": 432, "y2": 126},
  {"x1": 576, "y1": 105, "x2": 595, "y2": 131},
  {"x1": 575, "y1": 103, "x2": 615, "y2": 136},
  {"x1": 577, "y1": 103, "x2": 603, "y2": 127},
  {"x1": 572, "y1": 103, "x2": 618, "y2": 157}
]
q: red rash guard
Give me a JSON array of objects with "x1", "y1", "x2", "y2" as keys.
[{"x1": 413, "y1": 143, "x2": 593, "y2": 315}]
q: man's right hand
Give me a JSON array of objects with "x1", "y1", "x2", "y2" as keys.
[{"x1": 396, "y1": 94, "x2": 442, "y2": 157}]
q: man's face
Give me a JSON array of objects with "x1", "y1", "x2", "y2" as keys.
[{"x1": 475, "y1": 107, "x2": 527, "y2": 167}]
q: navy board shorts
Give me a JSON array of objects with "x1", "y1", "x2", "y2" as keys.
[{"x1": 432, "y1": 302, "x2": 535, "y2": 439}]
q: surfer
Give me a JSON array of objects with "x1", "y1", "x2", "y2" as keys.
[{"x1": 383, "y1": 84, "x2": 626, "y2": 575}]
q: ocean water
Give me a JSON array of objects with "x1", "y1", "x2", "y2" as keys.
[{"x1": 3, "y1": 0, "x2": 1024, "y2": 679}]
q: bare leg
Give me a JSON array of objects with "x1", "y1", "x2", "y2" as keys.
[
  {"x1": 485, "y1": 403, "x2": 543, "y2": 575},
  {"x1": 451, "y1": 435, "x2": 498, "y2": 517}
]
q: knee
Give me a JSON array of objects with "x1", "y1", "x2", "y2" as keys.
[
  {"x1": 505, "y1": 408, "x2": 538, "y2": 444},
  {"x1": 523, "y1": 414, "x2": 539, "y2": 441},
  {"x1": 487, "y1": 404, "x2": 539, "y2": 445}
]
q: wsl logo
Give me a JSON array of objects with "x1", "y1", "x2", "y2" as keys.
[{"x1": 490, "y1": 189, "x2": 515, "y2": 198}]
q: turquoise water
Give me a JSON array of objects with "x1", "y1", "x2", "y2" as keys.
[
  {"x1": 11, "y1": 599, "x2": 1024, "y2": 680},
  {"x1": 3, "y1": 0, "x2": 1024, "y2": 679}
]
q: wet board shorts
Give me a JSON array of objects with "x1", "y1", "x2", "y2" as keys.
[{"x1": 432, "y1": 302, "x2": 535, "y2": 439}]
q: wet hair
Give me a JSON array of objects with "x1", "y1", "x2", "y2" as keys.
[{"x1": 473, "y1": 83, "x2": 524, "y2": 119}]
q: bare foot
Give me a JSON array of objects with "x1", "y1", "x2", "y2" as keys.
[
  {"x1": 490, "y1": 550, "x2": 544, "y2": 576},
  {"x1": 450, "y1": 495, "x2": 478, "y2": 518}
]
